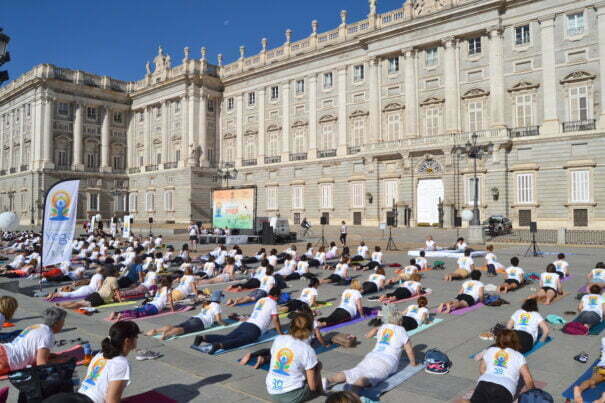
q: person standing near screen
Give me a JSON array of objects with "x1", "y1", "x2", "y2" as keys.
[{"x1": 340, "y1": 221, "x2": 347, "y2": 246}]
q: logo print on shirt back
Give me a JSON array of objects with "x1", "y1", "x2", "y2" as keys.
[
  {"x1": 379, "y1": 328, "x2": 394, "y2": 345},
  {"x1": 519, "y1": 313, "x2": 531, "y2": 326},
  {"x1": 272, "y1": 348, "x2": 294, "y2": 376},
  {"x1": 494, "y1": 350, "x2": 509, "y2": 368},
  {"x1": 83, "y1": 358, "x2": 108, "y2": 386}
]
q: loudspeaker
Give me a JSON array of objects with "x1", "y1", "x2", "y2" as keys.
[
  {"x1": 529, "y1": 221, "x2": 537, "y2": 233},
  {"x1": 320, "y1": 216, "x2": 327, "y2": 225},
  {"x1": 130, "y1": 217, "x2": 134, "y2": 224},
  {"x1": 386, "y1": 211, "x2": 397, "y2": 227},
  {"x1": 454, "y1": 216, "x2": 462, "y2": 227},
  {"x1": 261, "y1": 222, "x2": 273, "y2": 244},
  {"x1": 148, "y1": 217, "x2": 153, "y2": 224}
]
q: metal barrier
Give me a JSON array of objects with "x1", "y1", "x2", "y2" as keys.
[{"x1": 565, "y1": 230, "x2": 605, "y2": 245}]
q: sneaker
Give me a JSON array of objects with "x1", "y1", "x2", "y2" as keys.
[
  {"x1": 321, "y1": 377, "x2": 329, "y2": 392},
  {"x1": 367, "y1": 296, "x2": 380, "y2": 301},
  {"x1": 479, "y1": 332, "x2": 494, "y2": 341},
  {"x1": 193, "y1": 335, "x2": 204, "y2": 346},
  {"x1": 136, "y1": 350, "x2": 162, "y2": 361},
  {"x1": 574, "y1": 352, "x2": 589, "y2": 363},
  {"x1": 425, "y1": 362, "x2": 449, "y2": 375}
]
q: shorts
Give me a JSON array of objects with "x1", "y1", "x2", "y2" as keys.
[
  {"x1": 455, "y1": 294, "x2": 476, "y2": 307},
  {"x1": 401, "y1": 316, "x2": 418, "y2": 331},
  {"x1": 344, "y1": 354, "x2": 395, "y2": 387},
  {"x1": 248, "y1": 289, "x2": 268, "y2": 300},
  {"x1": 189, "y1": 235, "x2": 198, "y2": 241},
  {"x1": 555, "y1": 271, "x2": 565, "y2": 278},
  {"x1": 453, "y1": 269, "x2": 470, "y2": 279},
  {"x1": 326, "y1": 274, "x2": 343, "y2": 283},
  {"x1": 270, "y1": 383, "x2": 320, "y2": 403},
  {"x1": 178, "y1": 317, "x2": 205, "y2": 334},
  {"x1": 85, "y1": 292, "x2": 105, "y2": 307},
  {"x1": 514, "y1": 329, "x2": 534, "y2": 354},
  {"x1": 542, "y1": 286, "x2": 557, "y2": 295},
  {"x1": 470, "y1": 381, "x2": 513, "y2": 403},
  {"x1": 504, "y1": 279, "x2": 520, "y2": 287},
  {"x1": 575, "y1": 311, "x2": 602, "y2": 328}
]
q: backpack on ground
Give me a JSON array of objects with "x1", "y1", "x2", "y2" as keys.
[
  {"x1": 432, "y1": 261, "x2": 446, "y2": 270},
  {"x1": 518, "y1": 388, "x2": 554, "y2": 403},
  {"x1": 424, "y1": 348, "x2": 451, "y2": 375},
  {"x1": 562, "y1": 321, "x2": 588, "y2": 335}
]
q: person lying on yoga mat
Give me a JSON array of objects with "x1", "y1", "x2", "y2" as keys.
[
  {"x1": 379, "y1": 273, "x2": 423, "y2": 303},
  {"x1": 0, "y1": 258, "x2": 38, "y2": 278},
  {"x1": 43, "y1": 261, "x2": 85, "y2": 283},
  {"x1": 531, "y1": 264, "x2": 563, "y2": 305},
  {"x1": 574, "y1": 285, "x2": 605, "y2": 331},
  {"x1": 279, "y1": 277, "x2": 321, "y2": 314},
  {"x1": 79, "y1": 320, "x2": 140, "y2": 403},
  {"x1": 275, "y1": 255, "x2": 296, "y2": 280},
  {"x1": 116, "y1": 256, "x2": 145, "y2": 289},
  {"x1": 57, "y1": 265, "x2": 120, "y2": 310},
  {"x1": 196, "y1": 256, "x2": 216, "y2": 279},
  {"x1": 425, "y1": 235, "x2": 437, "y2": 251},
  {"x1": 325, "y1": 242, "x2": 339, "y2": 260},
  {"x1": 309, "y1": 246, "x2": 326, "y2": 268},
  {"x1": 170, "y1": 265, "x2": 199, "y2": 302},
  {"x1": 109, "y1": 277, "x2": 174, "y2": 321},
  {"x1": 323, "y1": 304, "x2": 417, "y2": 392},
  {"x1": 320, "y1": 257, "x2": 350, "y2": 285},
  {"x1": 351, "y1": 241, "x2": 369, "y2": 262},
  {"x1": 437, "y1": 270, "x2": 484, "y2": 313},
  {"x1": 265, "y1": 312, "x2": 325, "y2": 402},
  {"x1": 573, "y1": 337, "x2": 605, "y2": 403},
  {"x1": 504, "y1": 298, "x2": 549, "y2": 354},
  {"x1": 484, "y1": 245, "x2": 504, "y2": 276},
  {"x1": 499, "y1": 257, "x2": 525, "y2": 294},
  {"x1": 283, "y1": 255, "x2": 314, "y2": 281},
  {"x1": 46, "y1": 265, "x2": 105, "y2": 301},
  {"x1": 586, "y1": 262, "x2": 605, "y2": 291},
  {"x1": 145, "y1": 291, "x2": 226, "y2": 340},
  {"x1": 197, "y1": 257, "x2": 236, "y2": 285},
  {"x1": 116, "y1": 264, "x2": 158, "y2": 301},
  {"x1": 316, "y1": 281, "x2": 364, "y2": 328},
  {"x1": 0, "y1": 307, "x2": 66, "y2": 376},
  {"x1": 444, "y1": 249, "x2": 474, "y2": 281},
  {"x1": 465, "y1": 329, "x2": 535, "y2": 403},
  {"x1": 361, "y1": 268, "x2": 386, "y2": 295},
  {"x1": 226, "y1": 266, "x2": 276, "y2": 306},
  {"x1": 394, "y1": 260, "x2": 419, "y2": 280},
  {"x1": 415, "y1": 252, "x2": 428, "y2": 271},
  {"x1": 553, "y1": 253, "x2": 570, "y2": 278},
  {"x1": 362, "y1": 246, "x2": 383, "y2": 271},
  {"x1": 228, "y1": 259, "x2": 269, "y2": 292},
  {"x1": 399, "y1": 296, "x2": 429, "y2": 331},
  {"x1": 192, "y1": 287, "x2": 284, "y2": 354}
]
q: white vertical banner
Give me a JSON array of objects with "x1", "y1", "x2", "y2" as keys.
[
  {"x1": 42, "y1": 180, "x2": 80, "y2": 267},
  {"x1": 123, "y1": 215, "x2": 132, "y2": 238}
]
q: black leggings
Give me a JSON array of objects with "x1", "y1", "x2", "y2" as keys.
[
  {"x1": 319, "y1": 308, "x2": 351, "y2": 327},
  {"x1": 365, "y1": 261, "x2": 380, "y2": 271},
  {"x1": 401, "y1": 316, "x2": 419, "y2": 331},
  {"x1": 325, "y1": 274, "x2": 343, "y2": 284},
  {"x1": 237, "y1": 278, "x2": 260, "y2": 289},
  {"x1": 283, "y1": 299, "x2": 310, "y2": 313},
  {"x1": 386, "y1": 287, "x2": 412, "y2": 300},
  {"x1": 514, "y1": 329, "x2": 534, "y2": 354},
  {"x1": 362, "y1": 282, "x2": 378, "y2": 295},
  {"x1": 284, "y1": 272, "x2": 301, "y2": 281},
  {"x1": 309, "y1": 259, "x2": 321, "y2": 268}
]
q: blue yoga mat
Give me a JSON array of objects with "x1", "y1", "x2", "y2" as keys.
[
  {"x1": 469, "y1": 337, "x2": 553, "y2": 359},
  {"x1": 154, "y1": 319, "x2": 239, "y2": 340},
  {"x1": 239, "y1": 343, "x2": 339, "y2": 371},
  {"x1": 191, "y1": 329, "x2": 283, "y2": 355},
  {"x1": 408, "y1": 319, "x2": 443, "y2": 336},
  {"x1": 590, "y1": 322, "x2": 605, "y2": 336},
  {"x1": 562, "y1": 359, "x2": 603, "y2": 401},
  {"x1": 331, "y1": 360, "x2": 425, "y2": 400}
]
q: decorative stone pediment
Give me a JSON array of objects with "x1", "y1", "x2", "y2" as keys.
[
  {"x1": 382, "y1": 103, "x2": 404, "y2": 112},
  {"x1": 318, "y1": 114, "x2": 337, "y2": 123},
  {"x1": 349, "y1": 110, "x2": 369, "y2": 118},
  {"x1": 152, "y1": 138, "x2": 162, "y2": 145},
  {"x1": 420, "y1": 96, "x2": 445, "y2": 106},
  {"x1": 244, "y1": 129, "x2": 258, "y2": 136},
  {"x1": 223, "y1": 132, "x2": 236, "y2": 139},
  {"x1": 136, "y1": 142, "x2": 144, "y2": 149},
  {"x1": 461, "y1": 88, "x2": 490, "y2": 99},
  {"x1": 291, "y1": 120, "x2": 308, "y2": 128},
  {"x1": 508, "y1": 81, "x2": 540, "y2": 92},
  {"x1": 266, "y1": 124, "x2": 282, "y2": 132},
  {"x1": 560, "y1": 71, "x2": 596, "y2": 84},
  {"x1": 416, "y1": 157, "x2": 443, "y2": 175}
]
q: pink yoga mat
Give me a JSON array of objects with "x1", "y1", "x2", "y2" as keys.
[
  {"x1": 0, "y1": 345, "x2": 85, "y2": 381},
  {"x1": 434, "y1": 303, "x2": 485, "y2": 315},
  {"x1": 104, "y1": 305, "x2": 193, "y2": 322},
  {"x1": 123, "y1": 391, "x2": 177, "y2": 403}
]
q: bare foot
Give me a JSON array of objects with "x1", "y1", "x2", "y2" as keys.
[
  {"x1": 574, "y1": 386, "x2": 584, "y2": 403},
  {"x1": 160, "y1": 331, "x2": 169, "y2": 341},
  {"x1": 144, "y1": 329, "x2": 157, "y2": 337},
  {"x1": 109, "y1": 312, "x2": 119, "y2": 321},
  {"x1": 254, "y1": 355, "x2": 267, "y2": 369},
  {"x1": 239, "y1": 352, "x2": 252, "y2": 366}
]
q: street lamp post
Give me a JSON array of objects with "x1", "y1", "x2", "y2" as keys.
[{"x1": 212, "y1": 164, "x2": 238, "y2": 188}]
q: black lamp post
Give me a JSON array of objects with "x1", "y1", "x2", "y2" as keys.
[
  {"x1": 212, "y1": 164, "x2": 238, "y2": 188},
  {"x1": 0, "y1": 28, "x2": 10, "y2": 85}
]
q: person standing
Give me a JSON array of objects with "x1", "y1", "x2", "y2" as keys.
[{"x1": 339, "y1": 221, "x2": 347, "y2": 246}]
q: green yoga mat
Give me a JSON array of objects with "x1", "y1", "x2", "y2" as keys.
[
  {"x1": 278, "y1": 302, "x2": 333, "y2": 319},
  {"x1": 97, "y1": 301, "x2": 138, "y2": 309}
]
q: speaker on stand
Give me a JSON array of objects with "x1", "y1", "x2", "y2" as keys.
[
  {"x1": 385, "y1": 211, "x2": 399, "y2": 251},
  {"x1": 261, "y1": 222, "x2": 274, "y2": 244},
  {"x1": 148, "y1": 217, "x2": 153, "y2": 237},
  {"x1": 523, "y1": 221, "x2": 542, "y2": 257},
  {"x1": 315, "y1": 216, "x2": 328, "y2": 249}
]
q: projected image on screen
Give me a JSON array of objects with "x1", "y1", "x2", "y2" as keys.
[{"x1": 212, "y1": 188, "x2": 255, "y2": 230}]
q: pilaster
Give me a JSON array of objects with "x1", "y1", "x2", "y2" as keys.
[
  {"x1": 281, "y1": 82, "x2": 290, "y2": 161},
  {"x1": 403, "y1": 48, "x2": 418, "y2": 137},
  {"x1": 488, "y1": 27, "x2": 506, "y2": 128},
  {"x1": 540, "y1": 16, "x2": 560, "y2": 133},
  {"x1": 337, "y1": 68, "x2": 348, "y2": 155},
  {"x1": 235, "y1": 94, "x2": 243, "y2": 168},
  {"x1": 72, "y1": 102, "x2": 84, "y2": 170},
  {"x1": 258, "y1": 88, "x2": 266, "y2": 164},
  {"x1": 598, "y1": 7, "x2": 605, "y2": 128},
  {"x1": 308, "y1": 77, "x2": 317, "y2": 160},
  {"x1": 41, "y1": 96, "x2": 55, "y2": 169},
  {"x1": 199, "y1": 95, "x2": 209, "y2": 167},
  {"x1": 368, "y1": 57, "x2": 380, "y2": 142},
  {"x1": 443, "y1": 37, "x2": 460, "y2": 133}
]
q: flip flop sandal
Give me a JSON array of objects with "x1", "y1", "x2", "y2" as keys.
[{"x1": 574, "y1": 352, "x2": 589, "y2": 363}]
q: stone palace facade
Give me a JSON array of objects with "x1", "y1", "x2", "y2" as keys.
[{"x1": 1, "y1": 0, "x2": 605, "y2": 230}]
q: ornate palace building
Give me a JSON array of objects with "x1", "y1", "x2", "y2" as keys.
[{"x1": 1, "y1": 0, "x2": 604, "y2": 229}]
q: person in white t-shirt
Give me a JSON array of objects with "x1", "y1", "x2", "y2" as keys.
[
  {"x1": 587, "y1": 263, "x2": 605, "y2": 290},
  {"x1": 193, "y1": 287, "x2": 283, "y2": 354},
  {"x1": 188, "y1": 222, "x2": 200, "y2": 251},
  {"x1": 145, "y1": 291, "x2": 226, "y2": 340},
  {"x1": 110, "y1": 277, "x2": 173, "y2": 321},
  {"x1": 226, "y1": 266, "x2": 276, "y2": 307},
  {"x1": 365, "y1": 246, "x2": 384, "y2": 271},
  {"x1": 266, "y1": 313, "x2": 324, "y2": 400},
  {"x1": 573, "y1": 337, "x2": 605, "y2": 402},
  {"x1": 415, "y1": 251, "x2": 428, "y2": 271},
  {"x1": 394, "y1": 259, "x2": 420, "y2": 282},
  {"x1": 46, "y1": 266, "x2": 105, "y2": 300},
  {"x1": 532, "y1": 264, "x2": 563, "y2": 305},
  {"x1": 317, "y1": 281, "x2": 364, "y2": 328},
  {"x1": 400, "y1": 296, "x2": 430, "y2": 331},
  {"x1": 425, "y1": 235, "x2": 437, "y2": 251},
  {"x1": 438, "y1": 270, "x2": 484, "y2": 314},
  {"x1": 505, "y1": 298, "x2": 549, "y2": 354},
  {"x1": 361, "y1": 268, "x2": 386, "y2": 295},
  {"x1": 499, "y1": 257, "x2": 526, "y2": 294},
  {"x1": 0, "y1": 307, "x2": 66, "y2": 376},
  {"x1": 454, "y1": 237, "x2": 468, "y2": 251},
  {"x1": 469, "y1": 329, "x2": 535, "y2": 403},
  {"x1": 280, "y1": 277, "x2": 321, "y2": 314},
  {"x1": 79, "y1": 321, "x2": 140, "y2": 403},
  {"x1": 323, "y1": 304, "x2": 416, "y2": 391},
  {"x1": 354, "y1": 241, "x2": 369, "y2": 261},
  {"x1": 321, "y1": 257, "x2": 350, "y2": 284},
  {"x1": 484, "y1": 244, "x2": 504, "y2": 276},
  {"x1": 379, "y1": 273, "x2": 423, "y2": 303},
  {"x1": 575, "y1": 284, "x2": 605, "y2": 330},
  {"x1": 171, "y1": 266, "x2": 198, "y2": 302},
  {"x1": 553, "y1": 253, "x2": 570, "y2": 278},
  {"x1": 444, "y1": 249, "x2": 475, "y2": 281}
]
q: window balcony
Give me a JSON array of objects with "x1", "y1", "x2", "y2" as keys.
[
  {"x1": 85, "y1": 166, "x2": 99, "y2": 172},
  {"x1": 20, "y1": 164, "x2": 29, "y2": 172},
  {"x1": 264, "y1": 156, "x2": 281, "y2": 164},
  {"x1": 128, "y1": 167, "x2": 140, "y2": 174},
  {"x1": 511, "y1": 126, "x2": 540, "y2": 138},
  {"x1": 289, "y1": 152, "x2": 308, "y2": 161},
  {"x1": 562, "y1": 119, "x2": 596, "y2": 133},
  {"x1": 347, "y1": 146, "x2": 361, "y2": 155},
  {"x1": 317, "y1": 149, "x2": 337, "y2": 158},
  {"x1": 55, "y1": 164, "x2": 70, "y2": 171},
  {"x1": 9, "y1": 167, "x2": 16, "y2": 174},
  {"x1": 163, "y1": 162, "x2": 178, "y2": 169},
  {"x1": 145, "y1": 165, "x2": 158, "y2": 172},
  {"x1": 242, "y1": 158, "x2": 258, "y2": 166}
]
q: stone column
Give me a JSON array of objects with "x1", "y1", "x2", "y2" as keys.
[
  {"x1": 308, "y1": 76, "x2": 317, "y2": 159},
  {"x1": 126, "y1": 110, "x2": 134, "y2": 169},
  {"x1": 403, "y1": 48, "x2": 418, "y2": 136},
  {"x1": 32, "y1": 93, "x2": 43, "y2": 169},
  {"x1": 198, "y1": 95, "x2": 208, "y2": 167},
  {"x1": 598, "y1": 7, "x2": 605, "y2": 128},
  {"x1": 0, "y1": 114, "x2": 4, "y2": 170},
  {"x1": 144, "y1": 106, "x2": 151, "y2": 166},
  {"x1": 181, "y1": 96, "x2": 189, "y2": 167},
  {"x1": 488, "y1": 28, "x2": 505, "y2": 128},
  {"x1": 258, "y1": 88, "x2": 266, "y2": 165},
  {"x1": 72, "y1": 102, "x2": 83, "y2": 170},
  {"x1": 337, "y1": 68, "x2": 348, "y2": 154},
  {"x1": 42, "y1": 96, "x2": 54, "y2": 169},
  {"x1": 189, "y1": 90, "x2": 199, "y2": 166},
  {"x1": 540, "y1": 16, "x2": 559, "y2": 133},
  {"x1": 161, "y1": 101, "x2": 169, "y2": 166},
  {"x1": 235, "y1": 94, "x2": 243, "y2": 167},
  {"x1": 443, "y1": 38, "x2": 460, "y2": 133},
  {"x1": 101, "y1": 106, "x2": 111, "y2": 171},
  {"x1": 19, "y1": 106, "x2": 25, "y2": 167},
  {"x1": 282, "y1": 82, "x2": 290, "y2": 161},
  {"x1": 214, "y1": 99, "x2": 221, "y2": 167},
  {"x1": 368, "y1": 57, "x2": 380, "y2": 142}
]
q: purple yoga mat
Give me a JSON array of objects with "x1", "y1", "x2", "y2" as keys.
[
  {"x1": 48, "y1": 295, "x2": 89, "y2": 303},
  {"x1": 561, "y1": 274, "x2": 574, "y2": 282},
  {"x1": 319, "y1": 308, "x2": 380, "y2": 332},
  {"x1": 578, "y1": 285, "x2": 588, "y2": 293},
  {"x1": 450, "y1": 302, "x2": 485, "y2": 315}
]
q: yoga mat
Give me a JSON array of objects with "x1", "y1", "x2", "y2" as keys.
[
  {"x1": 191, "y1": 329, "x2": 282, "y2": 355},
  {"x1": 48, "y1": 295, "x2": 88, "y2": 303},
  {"x1": 239, "y1": 343, "x2": 339, "y2": 371},
  {"x1": 590, "y1": 321, "x2": 605, "y2": 336},
  {"x1": 408, "y1": 318, "x2": 443, "y2": 336},
  {"x1": 379, "y1": 291, "x2": 432, "y2": 304},
  {"x1": 436, "y1": 303, "x2": 485, "y2": 316},
  {"x1": 123, "y1": 391, "x2": 177, "y2": 403},
  {"x1": 97, "y1": 301, "x2": 138, "y2": 309},
  {"x1": 331, "y1": 360, "x2": 425, "y2": 400},
  {"x1": 0, "y1": 345, "x2": 86, "y2": 381},
  {"x1": 562, "y1": 274, "x2": 574, "y2": 282},
  {"x1": 562, "y1": 359, "x2": 604, "y2": 402},
  {"x1": 0, "y1": 329, "x2": 21, "y2": 343},
  {"x1": 278, "y1": 302, "x2": 333, "y2": 319},
  {"x1": 579, "y1": 285, "x2": 588, "y2": 294},
  {"x1": 153, "y1": 319, "x2": 240, "y2": 340},
  {"x1": 319, "y1": 308, "x2": 380, "y2": 333},
  {"x1": 468, "y1": 337, "x2": 553, "y2": 359},
  {"x1": 104, "y1": 305, "x2": 193, "y2": 322}
]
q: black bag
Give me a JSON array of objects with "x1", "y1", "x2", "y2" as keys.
[{"x1": 9, "y1": 358, "x2": 76, "y2": 403}]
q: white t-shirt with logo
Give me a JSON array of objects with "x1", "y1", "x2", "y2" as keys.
[
  {"x1": 88, "y1": 273, "x2": 104, "y2": 292},
  {"x1": 247, "y1": 297, "x2": 278, "y2": 333},
  {"x1": 415, "y1": 257, "x2": 428, "y2": 271},
  {"x1": 404, "y1": 266, "x2": 418, "y2": 277},
  {"x1": 339, "y1": 289, "x2": 362, "y2": 317},
  {"x1": 592, "y1": 269, "x2": 605, "y2": 283},
  {"x1": 194, "y1": 302, "x2": 221, "y2": 328},
  {"x1": 371, "y1": 252, "x2": 383, "y2": 264},
  {"x1": 478, "y1": 347, "x2": 526, "y2": 397},
  {"x1": 3, "y1": 324, "x2": 54, "y2": 370},
  {"x1": 175, "y1": 275, "x2": 195, "y2": 296},
  {"x1": 485, "y1": 252, "x2": 498, "y2": 266},
  {"x1": 276, "y1": 261, "x2": 295, "y2": 276},
  {"x1": 457, "y1": 256, "x2": 474, "y2": 273},
  {"x1": 150, "y1": 287, "x2": 169, "y2": 311},
  {"x1": 296, "y1": 261, "x2": 309, "y2": 275},
  {"x1": 334, "y1": 263, "x2": 349, "y2": 279},
  {"x1": 462, "y1": 280, "x2": 484, "y2": 302},
  {"x1": 370, "y1": 324, "x2": 409, "y2": 369},
  {"x1": 259, "y1": 275, "x2": 276, "y2": 293},
  {"x1": 267, "y1": 255, "x2": 278, "y2": 267},
  {"x1": 405, "y1": 305, "x2": 428, "y2": 324},
  {"x1": 142, "y1": 271, "x2": 157, "y2": 289},
  {"x1": 402, "y1": 281, "x2": 422, "y2": 295},
  {"x1": 553, "y1": 259, "x2": 569, "y2": 276},
  {"x1": 510, "y1": 309, "x2": 544, "y2": 342},
  {"x1": 299, "y1": 288, "x2": 318, "y2": 306},
  {"x1": 369, "y1": 274, "x2": 385, "y2": 289},
  {"x1": 582, "y1": 294, "x2": 605, "y2": 319},
  {"x1": 79, "y1": 353, "x2": 130, "y2": 403},
  {"x1": 254, "y1": 266, "x2": 267, "y2": 280},
  {"x1": 203, "y1": 262, "x2": 216, "y2": 278},
  {"x1": 265, "y1": 335, "x2": 318, "y2": 395},
  {"x1": 505, "y1": 266, "x2": 524, "y2": 282},
  {"x1": 541, "y1": 273, "x2": 560, "y2": 290},
  {"x1": 357, "y1": 245, "x2": 369, "y2": 259}
]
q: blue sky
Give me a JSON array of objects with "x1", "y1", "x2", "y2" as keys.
[{"x1": 3, "y1": 0, "x2": 404, "y2": 84}]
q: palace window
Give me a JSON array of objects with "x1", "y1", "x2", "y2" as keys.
[
  {"x1": 320, "y1": 124, "x2": 335, "y2": 150},
  {"x1": 266, "y1": 186, "x2": 278, "y2": 210},
  {"x1": 425, "y1": 48, "x2": 438, "y2": 67},
  {"x1": 468, "y1": 37, "x2": 482, "y2": 55},
  {"x1": 174, "y1": 100, "x2": 181, "y2": 114},
  {"x1": 468, "y1": 101, "x2": 484, "y2": 131},
  {"x1": 271, "y1": 86, "x2": 279, "y2": 100},
  {"x1": 351, "y1": 119, "x2": 365, "y2": 147},
  {"x1": 384, "y1": 180, "x2": 398, "y2": 207},
  {"x1": 88, "y1": 193, "x2": 99, "y2": 211},
  {"x1": 292, "y1": 185, "x2": 304, "y2": 210},
  {"x1": 267, "y1": 131, "x2": 280, "y2": 156},
  {"x1": 129, "y1": 193, "x2": 138, "y2": 212},
  {"x1": 164, "y1": 190, "x2": 174, "y2": 211},
  {"x1": 386, "y1": 113, "x2": 401, "y2": 141},
  {"x1": 388, "y1": 57, "x2": 399, "y2": 73},
  {"x1": 425, "y1": 106, "x2": 440, "y2": 136},
  {"x1": 86, "y1": 107, "x2": 97, "y2": 120},
  {"x1": 567, "y1": 12, "x2": 585, "y2": 36},
  {"x1": 571, "y1": 170, "x2": 589, "y2": 203},
  {"x1": 296, "y1": 80, "x2": 305, "y2": 94},
  {"x1": 292, "y1": 128, "x2": 306, "y2": 154},
  {"x1": 227, "y1": 98, "x2": 234, "y2": 110},
  {"x1": 248, "y1": 92, "x2": 256, "y2": 106},
  {"x1": 323, "y1": 72, "x2": 333, "y2": 89},
  {"x1": 320, "y1": 184, "x2": 333, "y2": 209},
  {"x1": 569, "y1": 86, "x2": 590, "y2": 121},
  {"x1": 516, "y1": 173, "x2": 534, "y2": 204},
  {"x1": 207, "y1": 99, "x2": 215, "y2": 112},
  {"x1": 113, "y1": 112, "x2": 122, "y2": 123},
  {"x1": 145, "y1": 192, "x2": 154, "y2": 212},
  {"x1": 353, "y1": 65, "x2": 365, "y2": 82},
  {"x1": 58, "y1": 102, "x2": 69, "y2": 116},
  {"x1": 465, "y1": 177, "x2": 481, "y2": 206},
  {"x1": 244, "y1": 136, "x2": 257, "y2": 160},
  {"x1": 515, "y1": 94, "x2": 534, "y2": 127},
  {"x1": 515, "y1": 25, "x2": 530, "y2": 46},
  {"x1": 351, "y1": 182, "x2": 364, "y2": 208}
]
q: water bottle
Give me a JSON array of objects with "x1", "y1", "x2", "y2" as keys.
[{"x1": 83, "y1": 342, "x2": 92, "y2": 364}]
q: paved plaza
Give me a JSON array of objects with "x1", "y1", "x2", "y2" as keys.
[{"x1": 0, "y1": 229, "x2": 603, "y2": 402}]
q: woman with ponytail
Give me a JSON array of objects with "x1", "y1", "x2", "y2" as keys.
[{"x1": 79, "y1": 321, "x2": 140, "y2": 403}]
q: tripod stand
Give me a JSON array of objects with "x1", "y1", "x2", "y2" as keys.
[
  {"x1": 386, "y1": 226, "x2": 399, "y2": 251},
  {"x1": 315, "y1": 225, "x2": 327, "y2": 249},
  {"x1": 523, "y1": 231, "x2": 542, "y2": 257}
]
